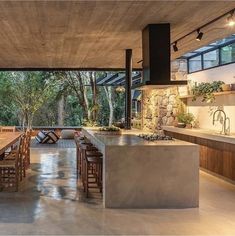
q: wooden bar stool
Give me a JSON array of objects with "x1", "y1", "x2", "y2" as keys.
[
  {"x1": 77, "y1": 141, "x2": 95, "y2": 179},
  {"x1": 79, "y1": 142, "x2": 95, "y2": 181},
  {"x1": 75, "y1": 137, "x2": 85, "y2": 179},
  {"x1": 86, "y1": 151, "x2": 103, "y2": 193},
  {"x1": 80, "y1": 144, "x2": 103, "y2": 197}
]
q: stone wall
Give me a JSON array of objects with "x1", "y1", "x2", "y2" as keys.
[{"x1": 142, "y1": 87, "x2": 184, "y2": 131}]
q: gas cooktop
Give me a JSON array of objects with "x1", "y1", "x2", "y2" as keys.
[{"x1": 138, "y1": 133, "x2": 174, "y2": 141}]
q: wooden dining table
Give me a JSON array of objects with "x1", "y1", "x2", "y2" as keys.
[{"x1": 0, "y1": 132, "x2": 22, "y2": 157}]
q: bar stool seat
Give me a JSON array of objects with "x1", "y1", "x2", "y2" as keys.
[
  {"x1": 76, "y1": 141, "x2": 94, "y2": 178},
  {"x1": 87, "y1": 156, "x2": 102, "y2": 163},
  {"x1": 86, "y1": 151, "x2": 102, "y2": 157},
  {"x1": 84, "y1": 155, "x2": 103, "y2": 197}
]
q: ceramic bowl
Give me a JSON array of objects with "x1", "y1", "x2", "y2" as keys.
[{"x1": 177, "y1": 123, "x2": 186, "y2": 128}]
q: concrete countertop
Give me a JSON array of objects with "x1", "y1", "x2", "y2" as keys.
[
  {"x1": 162, "y1": 126, "x2": 235, "y2": 145},
  {"x1": 82, "y1": 127, "x2": 199, "y2": 209},
  {"x1": 82, "y1": 127, "x2": 197, "y2": 147}
]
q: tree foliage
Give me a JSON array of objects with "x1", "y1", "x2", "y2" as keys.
[{"x1": 0, "y1": 71, "x2": 125, "y2": 128}]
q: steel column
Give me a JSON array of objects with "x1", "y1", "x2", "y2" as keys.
[{"x1": 125, "y1": 49, "x2": 132, "y2": 129}]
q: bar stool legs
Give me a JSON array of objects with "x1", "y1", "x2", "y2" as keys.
[{"x1": 79, "y1": 143, "x2": 103, "y2": 198}]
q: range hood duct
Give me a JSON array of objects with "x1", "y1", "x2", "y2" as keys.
[{"x1": 132, "y1": 24, "x2": 187, "y2": 90}]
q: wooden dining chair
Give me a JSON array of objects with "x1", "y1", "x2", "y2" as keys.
[
  {"x1": 5, "y1": 131, "x2": 31, "y2": 181},
  {"x1": 0, "y1": 135, "x2": 24, "y2": 191},
  {"x1": 21, "y1": 130, "x2": 31, "y2": 178},
  {"x1": 0, "y1": 126, "x2": 16, "y2": 132},
  {"x1": 25, "y1": 130, "x2": 31, "y2": 168}
]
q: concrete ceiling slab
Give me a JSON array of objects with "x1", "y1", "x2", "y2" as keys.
[{"x1": 0, "y1": 1, "x2": 234, "y2": 69}]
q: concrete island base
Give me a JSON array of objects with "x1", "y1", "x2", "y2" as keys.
[{"x1": 82, "y1": 128, "x2": 199, "y2": 209}]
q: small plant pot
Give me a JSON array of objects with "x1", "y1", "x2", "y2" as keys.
[
  {"x1": 221, "y1": 84, "x2": 231, "y2": 91},
  {"x1": 177, "y1": 123, "x2": 186, "y2": 128},
  {"x1": 231, "y1": 84, "x2": 235, "y2": 91},
  {"x1": 186, "y1": 124, "x2": 192, "y2": 129}
]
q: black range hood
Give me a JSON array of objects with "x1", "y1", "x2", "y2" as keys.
[{"x1": 132, "y1": 24, "x2": 187, "y2": 90}]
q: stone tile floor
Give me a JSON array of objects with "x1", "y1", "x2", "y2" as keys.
[{"x1": 0, "y1": 147, "x2": 235, "y2": 235}]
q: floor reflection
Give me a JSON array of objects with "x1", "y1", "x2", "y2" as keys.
[
  {"x1": 29, "y1": 149, "x2": 79, "y2": 202},
  {"x1": 0, "y1": 147, "x2": 82, "y2": 224},
  {"x1": 0, "y1": 146, "x2": 235, "y2": 235}
]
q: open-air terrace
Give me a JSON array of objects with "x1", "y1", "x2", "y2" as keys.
[{"x1": 0, "y1": 1, "x2": 235, "y2": 235}]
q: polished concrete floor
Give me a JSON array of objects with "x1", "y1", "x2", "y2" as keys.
[{"x1": 0, "y1": 147, "x2": 235, "y2": 235}]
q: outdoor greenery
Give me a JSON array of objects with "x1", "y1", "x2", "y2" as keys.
[{"x1": 0, "y1": 71, "x2": 125, "y2": 128}]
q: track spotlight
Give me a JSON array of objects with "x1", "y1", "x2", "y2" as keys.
[
  {"x1": 173, "y1": 42, "x2": 178, "y2": 52},
  {"x1": 170, "y1": 8, "x2": 235, "y2": 48},
  {"x1": 196, "y1": 29, "x2": 203, "y2": 41},
  {"x1": 227, "y1": 11, "x2": 235, "y2": 27}
]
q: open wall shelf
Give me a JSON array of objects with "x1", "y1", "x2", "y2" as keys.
[{"x1": 179, "y1": 91, "x2": 235, "y2": 99}]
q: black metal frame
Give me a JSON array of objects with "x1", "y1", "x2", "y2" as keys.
[
  {"x1": 125, "y1": 49, "x2": 132, "y2": 130},
  {"x1": 187, "y1": 39, "x2": 235, "y2": 74},
  {"x1": 171, "y1": 7, "x2": 235, "y2": 47}
]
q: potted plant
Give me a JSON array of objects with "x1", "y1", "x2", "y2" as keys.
[
  {"x1": 176, "y1": 112, "x2": 195, "y2": 128},
  {"x1": 191, "y1": 81, "x2": 224, "y2": 103}
]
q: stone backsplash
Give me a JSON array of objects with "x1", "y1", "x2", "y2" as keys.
[{"x1": 142, "y1": 87, "x2": 184, "y2": 131}]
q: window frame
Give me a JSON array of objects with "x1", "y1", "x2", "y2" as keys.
[
  {"x1": 202, "y1": 49, "x2": 220, "y2": 69},
  {"x1": 187, "y1": 39, "x2": 235, "y2": 74},
  {"x1": 188, "y1": 55, "x2": 203, "y2": 73}
]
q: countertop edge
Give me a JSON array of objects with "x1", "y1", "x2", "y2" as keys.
[
  {"x1": 162, "y1": 126, "x2": 235, "y2": 144},
  {"x1": 82, "y1": 127, "x2": 198, "y2": 147}
]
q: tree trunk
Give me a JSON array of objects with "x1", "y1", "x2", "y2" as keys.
[
  {"x1": 58, "y1": 95, "x2": 65, "y2": 126},
  {"x1": 26, "y1": 111, "x2": 34, "y2": 130},
  {"x1": 84, "y1": 85, "x2": 91, "y2": 121},
  {"x1": 72, "y1": 71, "x2": 89, "y2": 121},
  {"x1": 89, "y1": 72, "x2": 98, "y2": 122},
  {"x1": 104, "y1": 86, "x2": 113, "y2": 126},
  {"x1": 21, "y1": 112, "x2": 26, "y2": 131}
]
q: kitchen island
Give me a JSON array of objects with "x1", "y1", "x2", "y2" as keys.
[{"x1": 82, "y1": 128, "x2": 199, "y2": 208}]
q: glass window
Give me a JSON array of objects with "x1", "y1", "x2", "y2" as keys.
[
  {"x1": 183, "y1": 52, "x2": 197, "y2": 57},
  {"x1": 194, "y1": 46, "x2": 214, "y2": 52},
  {"x1": 203, "y1": 49, "x2": 219, "y2": 69},
  {"x1": 188, "y1": 55, "x2": 202, "y2": 73},
  {"x1": 221, "y1": 42, "x2": 235, "y2": 64},
  {"x1": 209, "y1": 34, "x2": 235, "y2": 46}
]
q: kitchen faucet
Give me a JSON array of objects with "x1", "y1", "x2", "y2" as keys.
[{"x1": 212, "y1": 109, "x2": 230, "y2": 135}]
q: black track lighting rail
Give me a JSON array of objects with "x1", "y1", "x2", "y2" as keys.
[{"x1": 172, "y1": 7, "x2": 235, "y2": 46}]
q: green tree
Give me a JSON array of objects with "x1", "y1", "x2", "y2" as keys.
[
  {"x1": 0, "y1": 71, "x2": 126, "y2": 128},
  {"x1": 8, "y1": 71, "x2": 56, "y2": 129},
  {"x1": 0, "y1": 72, "x2": 19, "y2": 125}
]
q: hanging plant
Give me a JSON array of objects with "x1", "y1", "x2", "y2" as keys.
[{"x1": 191, "y1": 81, "x2": 224, "y2": 103}]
